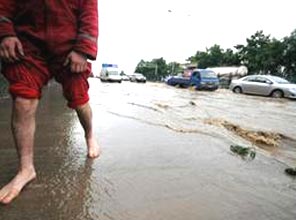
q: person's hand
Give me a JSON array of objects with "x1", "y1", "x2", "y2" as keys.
[
  {"x1": 0, "y1": 36, "x2": 24, "y2": 63},
  {"x1": 63, "y1": 51, "x2": 87, "y2": 73}
]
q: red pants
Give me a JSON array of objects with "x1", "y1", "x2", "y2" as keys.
[{"x1": 2, "y1": 52, "x2": 91, "y2": 109}]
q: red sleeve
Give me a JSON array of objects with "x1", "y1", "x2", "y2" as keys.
[
  {"x1": 73, "y1": 0, "x2": 98, "y2": 60},
  {"x1": 0, "y1": 0, "x2": 16, "y2": 40}
]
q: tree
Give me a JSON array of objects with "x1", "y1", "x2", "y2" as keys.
[
  {"x1": 283, "y1": 29, "x2": 296, "y2": 82},
  {"x1": 135, "y1": 29, "x2": 296, "y2": 82},
  {"x1": 167, "y1": 62, "x2": 183, "y2": 75},
  {"x1": 222, "y1": 49, "x2": 241, "y2": 66},
  {"x1": 188, "y1": 44, "x2": 241, "y2": 68},
  {"x1": 236, "y1": 30, "x2": 283, "y2": 74},
  {"x1": 135, "y1": 58, "x2": 172, "y2": 81},
  {"x1": 187, "y1": 51, "x2": 208, "y2": 68}
]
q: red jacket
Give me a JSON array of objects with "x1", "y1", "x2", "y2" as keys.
[{"x1": 0, "y1": 0, "x2": 98, "y2": 60}]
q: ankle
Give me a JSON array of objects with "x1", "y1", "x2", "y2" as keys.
[
  {"x1": 18, "y1": 167, "x2": 36, "y2": 177},
  {"x1": 85, "y1": 133, "x2": 95, "y2": 140}
]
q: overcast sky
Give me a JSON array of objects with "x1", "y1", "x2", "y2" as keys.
[{"x1": 94, "y1": 0, "x2": 296, "y2": 73}]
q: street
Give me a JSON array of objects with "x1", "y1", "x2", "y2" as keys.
[{"x1": 0, "y1": 78, "x2": 295, "y2": 220}]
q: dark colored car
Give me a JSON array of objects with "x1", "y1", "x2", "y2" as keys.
[{"x1": 167, "y1": 69, "x2": 219, "y2": 90}]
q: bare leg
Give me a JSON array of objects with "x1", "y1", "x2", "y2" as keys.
[
  {"x1": 75, "y1": 102, "x2": 101, "y2": 158},
  {"x1": 0, "y1": 97, "x2": 38, "y2": 204}
]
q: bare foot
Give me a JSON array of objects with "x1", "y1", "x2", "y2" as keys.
[
  {"x1": 0, "y1": 169, "x2": 36, "y2": 204},
  {"x1": 86, "y1": 136, "x2": 101, "y2": 158}
]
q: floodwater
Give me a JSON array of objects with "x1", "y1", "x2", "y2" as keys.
[{"x1": 0, "y1": 78, "x2": 296, "y2": 220}]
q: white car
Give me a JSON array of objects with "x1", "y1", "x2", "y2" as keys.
[
  {"x1": 120, "y1": 74, "x2": 130, "y2": 81},
  {"x1": 129, "y1": 73, "x2": 146, "y2": 83},
  {"x1": 229, "y1": 75, "x2": 296, "y2": 99},
  {"x1": 100, "y1": 67, "x2": 122, "y2": 83}
]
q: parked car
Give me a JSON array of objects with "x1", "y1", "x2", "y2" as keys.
[
  {"x1": 100, "y1": 65, "x2": 122, "y2": 83},
  {"x1": 120, "y1": 73, "x2": 130, "y2": 81},
  {"x1": 229, "y1": 75, "x2": 296, "y2": 99},
  {"x1": 166, "y1": 69, "x2": 219, "y2": 90},
  {"x1": 130, "y1": 73, "x2": 146, "y2": 83},
  {"x1": 100, "y1": 70, "x2": 122, "y2": 83}
]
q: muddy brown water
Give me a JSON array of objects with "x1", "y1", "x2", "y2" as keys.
[{"x1": 0, "y1": 79, "x2": 296, "y2": 220}]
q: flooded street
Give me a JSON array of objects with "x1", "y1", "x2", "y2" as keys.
[{"x1": 1, "y1": 78, "x2": 296, "y2": 220}]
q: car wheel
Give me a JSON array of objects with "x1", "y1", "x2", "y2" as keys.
[
  {"x1": 271, "y1": 90, "x2": 284, "y2": 98},
  {"x1": 233, "y1": 86, "x2": 242, "y2": 94}
]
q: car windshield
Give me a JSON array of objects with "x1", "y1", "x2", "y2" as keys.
[
  {"x1": 200, "y1": 71, "x2": 217, "y2": 79},
  {"x1": 108, "y1": 71, "x2": 119, "y2": 76},
  {"x1": 269, "y1": 76, "x2": 289, "y2": 84}
]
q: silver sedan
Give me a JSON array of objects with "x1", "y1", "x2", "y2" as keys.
[{"x1": 229, "y1": 75, "x2": 296, "y2": 99}]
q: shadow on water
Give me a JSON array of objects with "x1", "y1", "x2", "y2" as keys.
[{"x1": 0, "y1": 74, "x2": 9, "y2": 99}]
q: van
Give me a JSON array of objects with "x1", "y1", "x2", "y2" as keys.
[{"x1": 100, "y1": 64, "x2": 122, "y2": 83}]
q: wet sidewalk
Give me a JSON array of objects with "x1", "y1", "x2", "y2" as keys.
[{"x1": 0, "y1": 80, "x2": 296, "y2": 220}]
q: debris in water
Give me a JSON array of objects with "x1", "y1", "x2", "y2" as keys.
[
  {"x1": 205, "y1": 118, "x2": 283, "y2": 148},
  {"x1": 154, "y1": 103, "x2": 169, "y2": 109},
  {"x1": 189, "y1": 101, "x2": 196, "y2": 106},
  {"x1": 128, "y1": 102, "x2": 160, "y2": 112},
  {"x1": 285, "y1": 167, "x2": 296, "y2": 177},
  {"x1": 230, "y1": 145, "x2": 256, "y2": 160}
]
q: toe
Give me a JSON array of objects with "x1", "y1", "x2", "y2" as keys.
[
  {"x1": 0, "y1": 187, "x2": 10, "y2": 202},
  {"x1": 2, "y1": 189, "x2": 20, "y2": 204}
]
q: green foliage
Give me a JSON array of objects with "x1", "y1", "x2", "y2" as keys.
[
  {"x1": 235, "y1": 30, "x2": 285, "y2": 75},
  {"x1": 167, "y1": 62, "x2": 183, "y2": 75},
  {"x1": 135, "y1": 58, "x2": 177, "y2": 81},
  {"x1": 188, "y1": 44, "x2": 240, "y2": 68},
  {"x1": 282, "y1": 30, "x2": 296, "y2": 82},
  {"x1": 135, "y1": 59, "x2": 184, "y2": 81},
  {"x1": 135, "y1": 29, "x2": 296, "y2": 83}
]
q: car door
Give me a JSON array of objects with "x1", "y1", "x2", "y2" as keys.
[
  {"x1": 190, "y1": 71, "x2": 201, "y2": 86},
  {"x1": 250, "y1": 76, "x2": 273, "y2": 95},
  {"x1": 241, "y1": 76, "x2": 257, "y2": 93}
]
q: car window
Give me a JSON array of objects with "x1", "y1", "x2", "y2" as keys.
[
  {"x1": 243, "y1": 76, "x2": 256, "y2": 82},
  {"x1": 192, "y1": 71, "x2": 200, "y2": 78},
  {"x1": 269, "y1": 76, "x2": 289, "y2": 84},
  {"x1": 255, "y1": 77, "x2": 272, "y2": 84},
  {"x1": 200, "y1": 71, "x2": 217, "y2": 79}
]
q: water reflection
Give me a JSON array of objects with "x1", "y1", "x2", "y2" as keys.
[{"x1": 0, "y1": 83, "x2": 95, "y2": 219}]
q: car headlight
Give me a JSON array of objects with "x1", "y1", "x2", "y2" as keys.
[
  {"x1": 289, "y1": 88, "x2": 296, "y2": 93},
  {"x1": 200, "y1": 82, "x2": 206, "y2": 85}
]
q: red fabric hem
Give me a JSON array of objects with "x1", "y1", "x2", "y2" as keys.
[
  {"x1": 9, "y1": 84, "x2": 41, "y2": 99},
  {"x1": 67, "y1": 96, "x2": 89, "y2": 109}
]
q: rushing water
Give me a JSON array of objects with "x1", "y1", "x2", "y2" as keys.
[
  {"x1": 0, "y1": 79, "x2": 295, "y2": 220},
  {"x1": 89, "y1": 79, "x2": 296, "y2": 165}
]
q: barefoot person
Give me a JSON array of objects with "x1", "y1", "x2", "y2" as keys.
[{"x1": 0, "y1": 0, "x2": 100, "y2": 204}]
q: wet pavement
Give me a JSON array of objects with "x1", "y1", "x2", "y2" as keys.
[{"x1": 0, "y1": 79, "x2": 296, "y2": 220}]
